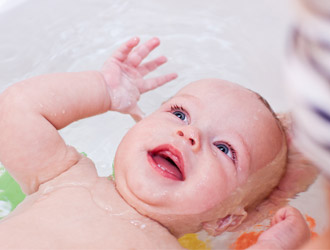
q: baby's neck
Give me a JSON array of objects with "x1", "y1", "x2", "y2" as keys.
[
  {"x1": 94, "y1": 177, "x2": 167, "y2": 231},
  {"x1": 46, "y1": 160, "x2": 169, "y2": 235},
  {"x1": 91, "y1": 177, "x2": 182, "y2": 247}
]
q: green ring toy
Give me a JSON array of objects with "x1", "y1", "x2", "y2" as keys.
[{"x1": 0, "y1": 165, "x2": 25, "y2": 219}]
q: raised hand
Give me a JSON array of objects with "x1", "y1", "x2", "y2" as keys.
[{"x1": 101, "y1": 37, "x2": 177, "y2": 121}]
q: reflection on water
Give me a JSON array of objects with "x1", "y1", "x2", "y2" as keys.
[{"x1": 0, "y1": 0, "x2": 328, "y2": 248}]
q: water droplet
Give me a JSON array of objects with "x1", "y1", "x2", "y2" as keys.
[
  {"x1": 104, "y1": 206, "x2": 112, "y2": 212},
  {"x1": 130, "y1": 220, "x2": 139, "y2": 226}
]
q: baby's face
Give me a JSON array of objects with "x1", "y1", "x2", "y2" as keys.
[{"x1": 114, "y1": 79, "x2": 284, "y2": 235}]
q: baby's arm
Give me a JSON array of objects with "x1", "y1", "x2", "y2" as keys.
[
  {"x1": 248, "y1": 206, "x2": 310, "y2": 250},
  {"x1": 0, "y1": 37, "x2": 176, "y2": 194}
]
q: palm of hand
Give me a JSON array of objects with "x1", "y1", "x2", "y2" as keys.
[{"x1": 101, "y1": 37, "x2": 177, "y2": 121}]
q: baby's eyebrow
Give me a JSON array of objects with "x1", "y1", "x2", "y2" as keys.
[{"x1": 162, "y1": 94, "x2": 201, "y2": 105}]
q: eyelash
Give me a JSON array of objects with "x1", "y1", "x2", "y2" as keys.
[
  {"x1": 170, "y1": 104, "x2": 186, "y2": 113},
  {"x1": 170, "y1": 104, "x2": 189, "y2": 121},
  {"x1": 221, "y1": 142, "x2": 237, "y2": 164}
]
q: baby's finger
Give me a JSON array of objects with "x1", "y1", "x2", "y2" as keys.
[
  {"x1": 138, "y1": 56, "x2": 167, "y2": 76},
  {"x1": 126, "y1": 37, "x2": 160, "y2": 67},
  {"x1": 112, "y1": 37, "x2": 140, "y2": 62},
  {"x1": 271, "y1": 206, "x2": 304, "y2": 226},
  {"x1": 139, "y1": 73, "x2": 178, "y2": 93},
  {"x1": 130, "y1": 106, "x2": 145, "y2": 122}
]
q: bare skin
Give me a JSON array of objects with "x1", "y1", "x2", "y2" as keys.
[
  {"x1": 0, "y1": 159, "x2": 182, "y2": 249},
  {"x1": 0, "y1": 37, "x2": 182, "y2": 249},
  {"x1": 0, "y1": 37, "x2": 310, "y2": 249}
]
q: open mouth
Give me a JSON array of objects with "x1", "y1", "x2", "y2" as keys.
[{"x1": 147, "y1": 145, "x2": 185, "y2": 181}]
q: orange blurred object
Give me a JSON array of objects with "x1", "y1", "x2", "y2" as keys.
[
  {"x1": 230, "y1": 231, "x2": 264, "y2": 250},
  {"x1": 231, "y1": 214, "x2": 318, "y2": 250},
  {"x1": 305, "y1": 214, "x2": 319, "y2": 239}
]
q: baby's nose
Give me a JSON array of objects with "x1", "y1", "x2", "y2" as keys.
[{"x1": 176, "y1": 126, "x2": 201, "y2": 151}]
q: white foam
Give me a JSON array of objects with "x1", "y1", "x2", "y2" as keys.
[
  {"x1": 0, "y1": 199, "x2": 11, "y2": 218},
  {"x1": 0, "y1": 164, "x2": 5, "y2": 177}
]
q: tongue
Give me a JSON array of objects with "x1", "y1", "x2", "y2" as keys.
[{"x1": 153, "y1": 155, "x2": 183, "y2": 180}]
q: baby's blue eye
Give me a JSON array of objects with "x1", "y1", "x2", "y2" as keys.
[
  {"x1": 216, "y1": 144, "x2": 229, "y2": 154},
  {"x1": 173, "y1": 111, "x2": 186, "y2": 121},
  {"x1": 215, "y1": 143, "x2": 235, "y2": 161},
  {"x1": 170, "y1": 105, "x2": 189, "y2": 123}
]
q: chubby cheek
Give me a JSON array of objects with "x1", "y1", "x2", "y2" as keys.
[
  {"x1": 183, "y1": 163, "x2": 238, "y2": 213},
  {"x1": 114, "y1": 127, "x2": 144, "y2": 184},
  {"x1": 114, "y1": 123, "x2": 172, "y2": 203}
]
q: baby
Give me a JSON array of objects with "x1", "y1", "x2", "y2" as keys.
[{"x1": 0, "y1": 37, "x2": 315, "y2": 249}]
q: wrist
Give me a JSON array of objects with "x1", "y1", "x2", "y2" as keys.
[
  {"x1": 98, "y1": 70, "x2": 123, "y2": 113},
  {"x1": 96, "y1": 70, "x2": 113, "y2": 111}
]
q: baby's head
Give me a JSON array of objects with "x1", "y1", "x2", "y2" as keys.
[{"x1": 114, "y1": 79, "x2": 287, "y2": 237}]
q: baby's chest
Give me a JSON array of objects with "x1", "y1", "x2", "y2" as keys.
[{"x1": 17, "y1": 187, "x2": 180, "y2": 249}]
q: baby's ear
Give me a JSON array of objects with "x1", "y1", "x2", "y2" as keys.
[
  {"x1": 235, "y1": 113, "x2": 319, "y2": 231},
  {"x1": 202, "y1": 208, "x2": 247, "y2": 236}
]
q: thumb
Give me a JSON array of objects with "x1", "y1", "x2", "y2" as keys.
[{"x1": 129, "y1": 105, "x2": 145, "y2": 122}]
